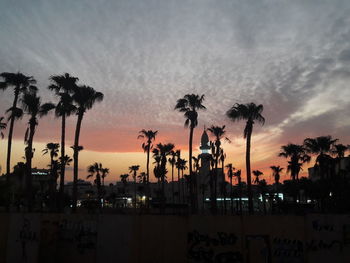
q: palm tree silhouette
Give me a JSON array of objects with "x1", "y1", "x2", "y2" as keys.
[
  {"x1": 129, "y1": 165, "x2": 140, "y2": 209},
  {"x1": 87, "y1": 162, "x2": 103, "y2": 208},
  {"x1": 332, "y1": 144, "x2": 348, "y2": 159},
  {"x1": 101, "y1": 167, "x2": 109, "y2": 186},
  {"x1": 220, "y1": 148, "x2": 227, "y2": 214},
  {"x1": 270, "y1": 166, "x2": 283, "y2": 185},
  {"x1": 234, "y1": 169, "x2": 243, "y2": 214},
  {"x1": 175, "y1": 94, "x2": 206, "y2": 212},
  {"x1": 253, "y1": 170, "x2": 263, "y2": 184},
  {"x1": 21, "y1": 89, "x2": 55, "y2": 210},
  {"x1": 226, "y1": 103, "x2": 265, "y2": 214},
  {"x1": 48, "y1": 73, "x2": 78, "y2": 206},
  {"x1": 207, "y1": 125, "x2": 230, "y2": 213},
  {"x1": 226, "y1": 163, "x2": 235, "y2": 214},
  {"x1": 42, "y1": 143, "x2": 59, "y2": 172},
  {"x1": 176, "y1": 157, "x2": 188, "y2": 204},
  {"x1": 175, "y1": 150, "x2": 181, "y2": 203},
  {"x1": 169, "y1": 150, "x2": 177, "y2": 203},
  {"x1": 0, "y1": 72, "x2": 36, "y2": 179},
  {"x1": 279, "y1": 144, "x2": 310, "y2": 181},
  {"x1": 153, "y1": 143, "x2": 174, "y2": 211},
  {"x1": 71, "y1": 85, "x2": 104, "y2": 211}
]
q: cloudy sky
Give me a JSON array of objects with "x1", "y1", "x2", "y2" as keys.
[{"x1": 0, "y1": 0, "x2": 350, "y2": 183}]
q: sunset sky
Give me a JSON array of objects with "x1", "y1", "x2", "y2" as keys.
[{"x1": 0, "y1": 0, "x2": 350, "y2": 184}]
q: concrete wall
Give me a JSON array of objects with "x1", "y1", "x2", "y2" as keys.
[{"x1": 1, "y1": 213, "x2": 349, "y2": 263}]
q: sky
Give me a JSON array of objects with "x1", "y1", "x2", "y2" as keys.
[{"x1": 0, "y1": 0, "x2": 350, "y2": 184}]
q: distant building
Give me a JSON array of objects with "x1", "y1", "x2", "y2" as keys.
[{"x1": 308, "y1": 156, "x2": 350, "y2": 181}]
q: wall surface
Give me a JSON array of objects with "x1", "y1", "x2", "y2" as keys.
[{"x1": 1, "y1": 213, "x2": 349, "y2": 263}]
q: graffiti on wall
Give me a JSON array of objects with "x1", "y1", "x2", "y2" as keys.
[{"x1": 188, "y1": 230, "x2": 243, "y2": 263}]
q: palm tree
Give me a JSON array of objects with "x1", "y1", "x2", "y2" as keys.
[
  {"x1": 129, "y1": 165, "x2": 140, "y2": 209},
  {"x1": 258, "y1": 179, "x2": 268, "y2": 214},
  {"x1": 21, "y1": 89, "x2": 55, "y2": 210},
  {"x1": 101, "y1": 167, "x2": 109, "y2": 186},
  {"x1": 175, "y1": 150, "x2": 181, "y2": 202},
  {"x1": 0, "y1": 72, "x2": 36, "y2": 179},
  {"x1": 226, "y1": 103, "x2": 265, "y2": 214},
  {"x1": 176, "y1": 157, "x2": 188, "y2": 204},
  {"x1": 169, "y1": 151, "x2": 177, "y2": 203},
  {"x1": 219, "y1": 148, "x2": 227, "y2": 214},
  {"x1": 253, "y1": 170, "x2": 263, "y2": 184},
  {"x1": 226, "y1": 163, "x2": 235, "y2": 214},
  {"x1": 138, "y1": 130, "x2": 158, "y2": 183},
  {"x1": 234, "y1": 169, "x2": 243, "y2": 214},
  {"x1": 48, "y1": 73, "x2": 78, "y2": 204},
  {"x1": 207, "y1": 125, "x2": 230, "y2": 213},
  {"x1": 279, "y1": 144, "x2": 310, "y2": 181},
  {"x1": 42, "y1": 143, "x2": 59, "y2": 172},
  {"x1": 270, "y1": 166, "x2": 283, "y2": 185},
  {"x1": 153, "y1": 143, "x2": 174, "y2": 211},
  {"x1": 87, "y1": 162, "x2": 103, "y2": 208},
  {"x1": 71, "y1": 85, "x2": 104, "y2": 211},
  {"x1": 175, "y1": 94, "x2": 206, "y2": 212}
]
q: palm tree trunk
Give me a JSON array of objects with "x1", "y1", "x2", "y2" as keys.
[
  {"x1": 171, "y1": 164, "x2": 174, "y2": 203},
  {"x1": 239, "y1": 178, "x2": 243, "y2": 215},
  {"x1": 222, "y1": 161, "x2": 226, "y2": 215},
  {"x1": 177, "y1": 166, "x2": 181, "y2": 203},
  {"x1": 6, "y1": 91, "x2": 19, "y2": 180},
  {"x1": 25, "y1": 123, "x2": 35, "y2": 212},
  {"x1": 214, "y1": 156, "x2": 218, "y2": 214},
  {"x1": 246, "y1": 126, "x2": 254, "y2": 214},
  {"x1": 134, "y1": 172, "x2": 137, "y2": 210},
  {"x1": 59, "y1": 114, "x2": 66, "y2": 210},
  {"x1": 72, "y1": 113, "x2": 84, "y2": 212}
]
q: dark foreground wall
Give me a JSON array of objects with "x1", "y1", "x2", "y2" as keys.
[{"x1": 0, "y1": 213, "x2": 349, "y2": 263}]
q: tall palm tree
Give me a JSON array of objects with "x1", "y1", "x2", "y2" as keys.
[
  {"x1": 175, "y1": 150, "x2": 181, "y2": 202},
  {"x1": 252, "y1": 170, "x2": 263, "y2": 184},
  {"x1": 226, "y1": 163, "x2": 235, "y2": 214},
  {"x1": 71, "y1": 85, "x2": 104, "y2": 211},
  {"x1": 270, "y1": 166, "x2": 283, "y2": 185},
  {"x1": 226, "y1": 103, "x2": 265, "y2": 214},
  {"x1": 207, "y1": 125, "x2": 230, "y2": 213},
  {"x1": 48, "y1": 73, "x2": 78, "y2": 203},
  {"x1": 279, "y1": 144, "x2": 310, "y2": 181},
  {"x1": 0, "y1": 72, "x2": 36, "y2": 179},
  {"x1": 129, "y1": 165, "x2": 140, "y2": 209},
  {"x1": 175, "y1": 94, "x2": 206, "y2": 212},
  {"x1": 21, "y1": 89, "x2": 55, "y2": 210},
  {"x1": 138, "y1": 130, "x2": 158, "y2": 183}
]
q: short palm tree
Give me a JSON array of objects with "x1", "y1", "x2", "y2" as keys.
[
  {"x1": 270, "y1": 165, "x2": 283, "y2": 185},
  {"x1": 234, "y1": 169, "x2": 243, "y2": 214},
  {"x1": 253, "y1": 170, "x2": 263, "y2": 184},
  {"x1": 175, "y1": 94, "x2": 205, "y2": 212},
  {"x1": 169, "y1": 150, "x2": 177, "y2": 203},
  {"x1": 226, "y1": 163, "x2": 235, "y2": 214},
  {"x1": 279, "y1": 144, "x2": 310, "y2": 181},
  {"x1": 71, "y1": 85, "x2": 104, "y2": 211},
  {"x1": 48, "y1": 73, "x2": 78, "y2": 203},
  {"x1": 226, "y1": 103, "x2": 265, "y2": 214},
  {"x1": 153, "y1": 143, "x2": 174, "y2": 211},
  {"x1": 0, "y1": 72, "x2": 36, "y2": 178},
  {"x1": 101, "y1": 167, "x2": 109, "y2": 186},
  {"x1": 87, "y1": 162, "x2": 103, "y2": 207},
  {"x1": 129, "y1": 165, "x2": 140, "y2": 209},
  {"x1": 21, "y1": 90, "x2": 55, "y2": 210}
]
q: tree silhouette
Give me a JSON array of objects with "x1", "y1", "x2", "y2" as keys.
[
  {"x1": 0, "y1": 72, "x2": 37, "y2": 180},
  {"x1": 21, "y1": 89, "x2": 55, "y2": 210},
  {"x1": 253, "y1": 170, "x2": 263, "y2": 184},
  {"x1": 226, "y1": 103, "x2": 265, "y2": 214},
  {"x1": 175, "y1": 94, "x2": 205, "y2": 212},
  {"x1": 207, "y1": 125, "x2": 230, "y2": 213},
  {"x1": 332, "y1": 144, "x2": 348, "y2": 159},
  {"x1": 71, "y1": 85, "x2": 104, "y2": 211},
  {"x1": 129, "y1": 165, "x2": 140, "y2": 209},
  {"x1": 226, "y1": 163, "x2": 235, "y2": 214},
  {"x1": 87, "y1": 162, "x2": 103, "y2": 208},
  {"x1": 270, "y1": 165, "x2": 283, "y2": 185},
  {"x1": 169, "y1": 150, "x2": 177, "y2": 203},
  {"x1": 234, "y1": 169, "x2": 243, "y2": 214},
  {"x1": 48, "y1": 73, "x2": 78, "y2": 208}
]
